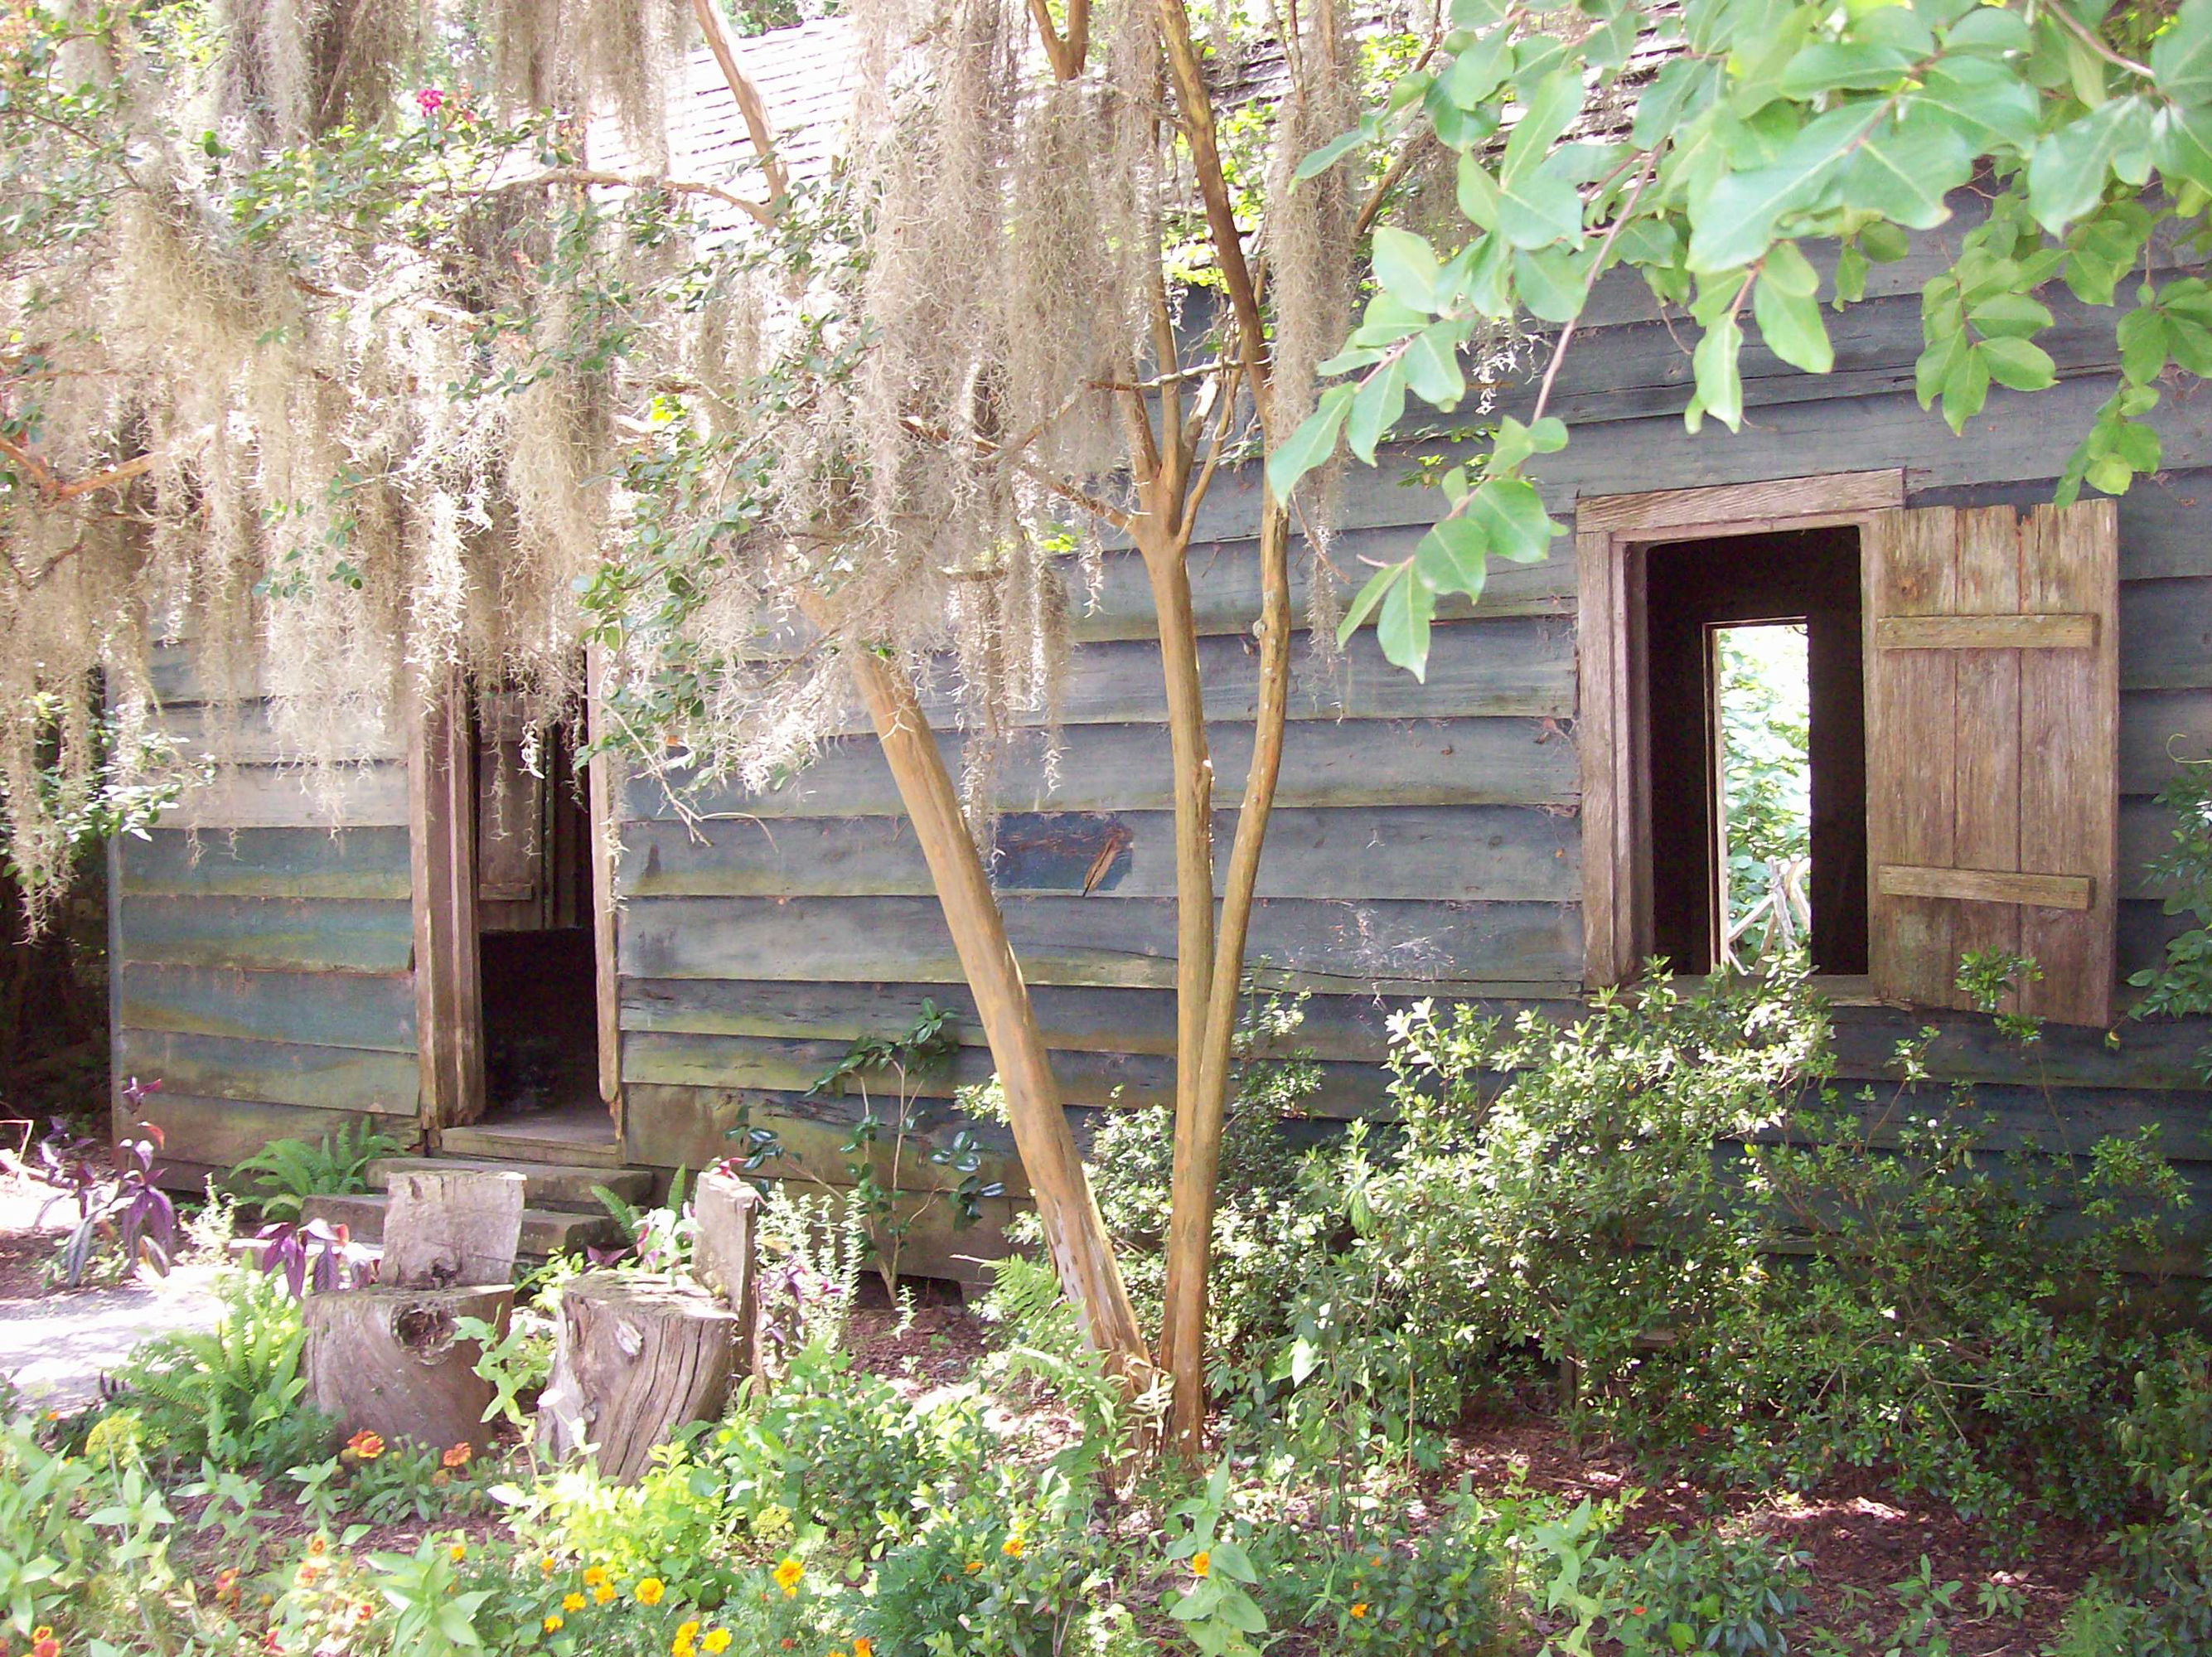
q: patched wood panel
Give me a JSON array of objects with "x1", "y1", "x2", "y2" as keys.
[
  {"x1": 158, "y1": 761, "x2": 410, "y2": 831},
  {"x1": 617, "y1": 805, "x2": 1580, "y2": 904},
  {"x1": 129, "y1": 1093, "x2": 413, "y2": 1184},
  {"x1": 617, "y1": 894, "x2": 1585, "y2": 992},
  {"x1": 116, "y1": 895, "x2": 416, "y2": 974},
  {"x1": 120, "y1": 826, "x2": 413, "y2": 902},
  {"x1": 116, "y1": 1030, "x2": 419, "y2": 1114},
  {"x1": 118, "y1": 963, "x2": 417, "y2": 1054},
  {"x1": 626, "y1": 716, "x2": 1580, "y2": 821}
]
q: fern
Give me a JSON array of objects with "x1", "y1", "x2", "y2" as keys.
[{"x1": 229, "y1": 1122, "x2": 404, "y2": 1222}]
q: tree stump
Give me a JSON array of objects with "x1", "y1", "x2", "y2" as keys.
[
  {"x1": 380, "y1": 1169, "x2": 525, "y2": 1288},
  {"x1": 536, "y1": 1272, "x2": 738, "y2": 1483},
  {"x1": 303, "y1": 1284, "x2": 512, "y2": 1455},
  {"x1": 691, "y1": 1170, "x2": 760, "y2": 1376}
]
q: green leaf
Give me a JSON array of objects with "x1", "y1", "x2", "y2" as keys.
[
  {"x1": 1916, "y1": 56, "x2": 2041, "y2": 149},
  {"x1": 1457, "y1": 153, "x2": 1502, "y2": 230},
  {"x1": 1377, "y1": 562, "x2": 1436, "y2": 678},
  {"x1": 1754, "y1": 275, "x2": 1835, "y2": 371},
  {"x1": 1514, "y1": 245, "x2": 1587, "y2": 321},
  {"x1": 1693, "y1": 312, "x2": 1746, "y2": 429},
  {"x1": 2118, "y1": 304, "x2": 2170, "y2": 384},
  {"x1": 1457, "y1": 232, "x2": 1515, "y2": 318},
  {"x1": 1847, "y1": 102, "x2": 1973, "y2": 227},
  {"x1": 1915, "y1": 327, "x2": 1968, "y2": 408},
  {"x1": 1965, "y1": 292, "x2": 2054, "y2": 337},
  {"x1": 1941, "y1": 338, "x2": 1992, "y2": 429},
  {"x1": 1761, "y1": 238, "x2": 1819, "y2": 297},
  {"x1": 1372, "y1": 225, "x2": 1442, "y2": 310},
  {"x1": 2030, "y1": 97, "x2": 2154, "y2": 232},
  {"x1": 1336, "y1": 560, "x2": 1405, "y2": 647},
  {"x1": 1687, "y1": 104, "x2": 1883, "y2": 272},
  {"x1": 1943, "y1": 6, "x2": 2032, "y2": 55},
  {"x1": 1500, "y1": 71, "x2": 1586, "y2": 183},
  {"x1": 2153, "y1": 102, "x2": 2212, "y2": 195},
  {"x1": 1498, "y1": 152, "x2": 1589, "y2": 250},
  {"x1": 1977, "y1": 333, "x2": 2057, "y2": 390},
  {"x1": 2151, "y1": 0, "x2": 2212, "y2": 105},
  {"x1": 1265, "y1": 385, "x2": 1354, "y2": 499},
  {"x1": 1416, "y1": 515, "x2": 1490, "y2": 598},
  {"x1": 1467, "y1": 475, "x2": 1564, "y2": 562},
  {"x1": 1401, "y1": 322, "x2": 1469, "y2": 407},
  {"x1": 1447, "y1": 27, "x2": 1512, "y2": 109},
  {"x1": 1347, "y1": 358, "x2": 1409, "y2": 463},
  {"x1": 1206, "y1": 1540, "x2": 1259, "y2": 1582},
  {"x1": 1779, "y1": 40, "x2": 1919, "y2": 98},
  {"x1": 1860, "y1": 218, "x2": 1912, "y2": 261},
  {"x1": 1294, "y1": 126, "x2": 1367, "y2": 182}
]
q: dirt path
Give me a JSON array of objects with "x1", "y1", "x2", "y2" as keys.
[{"x1": 0, "y1": 1174, "x2": 225, "y2": 1410}]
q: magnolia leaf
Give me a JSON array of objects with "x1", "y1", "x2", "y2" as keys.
[
  {"x1": 1265, "y1": 385, "x2": 1353, "y2": 499},
  {"x1": 1377, "y1": 564, "x2": 1435, "y2": 679},
  {"x1": 1347, "y1": 357, "x2": 1409, "y2": 463},
  {"x1": 1372, "y1": 225, "x2": 1443, "y2": 310},
  {"x1": 1693, "y1": 313, "x2": 1745, "y2": 430}
]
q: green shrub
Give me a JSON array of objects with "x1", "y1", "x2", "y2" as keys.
[
  {"x1": 2098, "y1": 1338, "x2": 2212, "y2": 1655},
  {"x1": 1595, "y1": 1529, "x2": 1811, "y2": 1657},
  {"x1": 1264, "y1": 1500, "x2": 1519, "y2": 1655},
  {"x1": 712, "y1": 1340, "x2": 987, "y2": 1546},
  {"x1": 106, "y1": 1267, "x2": 337, "y2": 1472}
]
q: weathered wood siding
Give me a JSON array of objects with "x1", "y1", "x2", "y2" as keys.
[
  {"x1": 607, "y1": 215, "x2": 2212, "y2": 1269},
  {"x1": 115, "y1": 646, "x2": 422, "y2": 1188}
]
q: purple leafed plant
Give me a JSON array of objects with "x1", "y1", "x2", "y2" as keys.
[
  {"x1": 251, "y1": 1218, "x2": 372, "y2": 1296},
  {"x1": 37, "y1": 1084, "x2": 177, "y2": 1287}
]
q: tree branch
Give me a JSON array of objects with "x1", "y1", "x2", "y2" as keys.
[
  {"x1": 476, "y1": 167, "x2": 775, "y2": 224},
  {"x1": 690, "y1": 0, "x2": 793, "y2": 211}
]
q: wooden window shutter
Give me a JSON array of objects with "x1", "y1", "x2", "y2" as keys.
[{"x1": 1863, "y1": 501, "x2": 2118, "y2": 1025}]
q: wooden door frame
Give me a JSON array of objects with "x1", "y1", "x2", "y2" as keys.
[
  {"x1": 1574, "y1": 469, "x2": 1906, "y2": 990},
  {"x1": 409, "y1": 669, "x2": 486, "y2": 1133}
]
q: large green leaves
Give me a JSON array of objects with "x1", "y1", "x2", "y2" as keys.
[{"x1": 2151, "y1": 0, "x2": 2212, "y2": 106}]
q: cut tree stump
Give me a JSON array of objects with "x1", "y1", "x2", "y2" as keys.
[
  {"x1": 303, "y1": 1283, "x2": 512, "y2": 1455},
  {"x1": 691, "y1": 1170, "x2": 760, "y2": 1376},
  {"x1": 537, "y1": 1272, "x2": 738, "y2": 1482},
  {"x1": 380, "y1": 1168, "x2": 525, "y2": 1288}
]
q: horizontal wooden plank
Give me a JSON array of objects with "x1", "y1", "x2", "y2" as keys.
[
  {"x1": 1577, "y1": 471, "x2": 1905, "y2": 535},
  {"x1": 1876, "y1": 614, "x2": 2097, "y2": 652},
  {"x1": 129, "y1": 1093, "x2": 417, "y2": 1180},
  {"x1": 616, "y1": 894, "x2": 1585, "y2": 991},
  {"x1": 625, "y1": 715, "x2": 1580, "y2": 821},
  {"x1": 617, "y1": 804, "x2": 1580, "y2": 904},
  {"x1": 618, "y1": 973, "x2": 2212, "y2": 1094},
  {"x1": 158, "y1": 761, "x2": 410, "y2": 831},
  {"x1": 119, "y1": 826, "x2": 414, "y2": 901},
  {"x1": 118, "y1": 963, "x2": 417, "y2": 1053},
  {"x1": 2119, "y1": 577, "x2": 2212, "y2": 691},
  {"x1": 154, "y1": 701, "x2": 405, "y2": 763},
  {"x1": 116, "y1": 1029, "x2": 419, "y2": 1115},
  {"x1": 1876, "y1": 865, "x2": 2093, "y2": 910},
  {"x1": 117, "y1": 895, "x2": 416, "y2": 974},
  {"x1": 2121, "y1": 689, "x2": 2212, "y2": 793}
]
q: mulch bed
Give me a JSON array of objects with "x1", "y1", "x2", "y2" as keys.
[{"x1": 848, "y1": 1288, "x2": 2115, "y2": 1655}]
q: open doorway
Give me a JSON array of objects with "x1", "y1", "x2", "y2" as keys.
[{"x1": 472, "y1": 690, "x2": 601, "y2": 1132}]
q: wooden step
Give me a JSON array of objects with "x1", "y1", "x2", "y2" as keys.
[
  {"x1": 437, "y1": 1120, "x2": 627, "y2": 1169},
  {"x1": 301, "y1": 1193, "x2": 625, "y2": 1262},
  {"x1": 365, "y1": 1157, "x2": 650, "y2": 1215}
]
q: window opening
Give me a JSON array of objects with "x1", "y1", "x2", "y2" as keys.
[{"x1": 1641, "y1": 526, "x2": 1866, "y2": 976}]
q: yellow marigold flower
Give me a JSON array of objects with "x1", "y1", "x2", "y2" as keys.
[
  {"x1": 851, "y1": 1641, "x2": 870, "y2": 1657},
  {"x1": 772, "y1": 1557, "x2": 805, "y2": 1598},
  {"x1": 1191, "y1": 1549, "x2": 1210, "y2": 1579},
  {"x1": 702, "y1": 1632, "x2": 733, "y2": 1655},
  {"x1": 449, "y1": 1542, "x2": 467, "y2": 1563},
  {"x1": 583, "y1": 1566, "x2": 608, "y2": 1587},
  {"x1": 1349, "y1": 1602, "x2": 1368, "y2": 1619},
  {"x1": 563, "y1": 1592, "x2": 586, "y2": 1613},
  {"x1": 1001, "y1": 1535, "x2": 1026, "y2": 1559},
  {"x1": 541, "y1": 1555, "x2": 558, "y2": 1577},
  {"x1": 636, "y1": 1577, "x2": 667, "y2": 1606},
  {"x1": 544, "y1": 1615, "x2": 565, "y2": 1633},
  {"x1": 677, "y1": 1623, "x2": 700, "y2": 1641},
  {"x1": 594, "y1": 1583, "x2": 617, "y2": 1606},
  {"x1": 672, "y1": 1640, "x2": 695, "y2": 1657}
]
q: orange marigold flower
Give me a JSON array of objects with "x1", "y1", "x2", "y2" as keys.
[
  {"x1": 345, "y1": 1431, "x2": 385, "y2": 1461},
  {"x1": 562, "y1": 1593, "x2": 586, "y2": 1613},
  {"x1": 594, "y1": 1584, "x2": 617, "y2": 1606},
  {"x1": 1349, "y1": 1603, "x2": 1368, "y2": 1619},
  {"x1": 772, "y1": 1558, "x2": 804, "y2": 1598},
  {"x1": 1001, "y1": 1536, "x2": 1025, "y2": 1559},
  {"x1": 636, "y1": 1577, "x2": 666, "y2": 1606},
  {"x1": 544, "y1": 1614, "x2": 564, "y2": 1633},
  {"x1": 963, "y1": 1561, "x2": 984, "y2": 1575},
  {"x1": 1191, "y1": 1550, "x2": 1211, "y2": 1579},
  {"x1": 850, "y1": 1641, "x2": 870, "y2": 1657},
  {"x1": 583, "y1": 1567, "x2": 608, "y2": 1587},
  {"x1": 443, "y1": 1442, "x2": 473, "y2": 1469},
  {"x1": 541, "y1": 1555, "x2": 558, "y2": 1577}
]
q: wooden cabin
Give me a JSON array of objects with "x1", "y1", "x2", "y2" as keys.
[{"x1": 109, "y1": 31, "x2": 2212, "y2": 1272}]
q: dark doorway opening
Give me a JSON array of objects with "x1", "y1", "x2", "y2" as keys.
[
  {"x1": 1641, "y1": 526, "x2": 1868, "y2": 976},
  {"x1": 472, "y1": 692, "x2": 599, "y2": 1125}
]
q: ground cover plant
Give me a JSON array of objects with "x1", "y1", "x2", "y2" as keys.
[{"x1": 0, "y1": 957, "x2": 2202, "y2": 1655}]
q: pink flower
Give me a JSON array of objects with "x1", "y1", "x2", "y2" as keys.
[{"x1": 416, "y1": 87, "x2": 445, "y2": 117}]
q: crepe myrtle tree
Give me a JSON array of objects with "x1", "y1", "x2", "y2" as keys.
[{"x1": 1276, "y1": 0, "x2": 2212, "y2": 677}]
